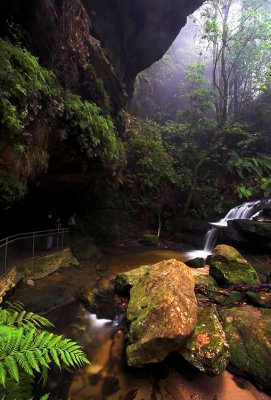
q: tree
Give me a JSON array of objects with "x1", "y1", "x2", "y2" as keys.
[
  {"x1": 198, "y1": 0, "x2": 271, "y2": 124},
  {"x1": 163, "y1": 63, "x2": 271, "y2": 216},
  {"x1": 0, "y1": 301, "x2": 89, "y2": 400},
  {"x1": 125, "y1": 117, "x2": 177, "y2": 237}
]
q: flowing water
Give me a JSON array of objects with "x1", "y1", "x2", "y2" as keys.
[{"x1": 188, "y1": 200, "x2": 268, "y2": 259}]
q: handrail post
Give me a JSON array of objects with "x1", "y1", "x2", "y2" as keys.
[
  {"x1": 56, "y1": 225, "x2": 59, "y2": 251},
  {"x1": 61, "y1": 229, "x2": 64, "y2": 249},
  {"x1": 4, "y1": 238, "x2": 8, "y2": 273},
  {"x1": 32, "y1": 232, "x2": 35, "y2": 258}
]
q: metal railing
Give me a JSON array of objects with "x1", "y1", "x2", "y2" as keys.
[{"x1": 0, "y1": 228, "x2": 69, "y2": 278}]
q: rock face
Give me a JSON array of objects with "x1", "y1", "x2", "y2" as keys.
[
  {"x1": 0, "y1": 0, "x2": 203, "y2": 103},
  {"x1": 228, "y1": 219, "x2": 271, "y2": 249},
  {"x1": 82, "y1": 0, "x2": 204, "y2": 95},
  {"x1": 116, "y1": 259, "x2": 197, "y2": 367},
  {"x1": 210, "y1": 244, "x2": 260, "y2": 286},
  {"x1": 180, "y1": 306, "x2": 230, "y2": 376},
  {"x1": 220, "y1": 305, "x2": 271, "y2": 393}
]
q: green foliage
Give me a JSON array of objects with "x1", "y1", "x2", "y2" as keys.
[
  {"x1": 87, "y1": 65, "x2": 112, "y2": 115},
  {"x1": 0, "y1": 302, "x2": 89, "y2": 400},
  {"x1": 0, "y1": 39, "x2": 123, "y2": 209},
  {"x1": 0, "y1": 170, "x2": 27, "y2": 209},
  {"x1": 179, "y1": 63, "x2": 214, "y2": 117},
  {"x1": 64, "y1": 93, "x2": 124, "y2": 168},
  {"x1": 0, "y1": 38, "x2": 59, "y2": 137},
  {"x1": 198, "y1": 0, "x2": 271, "y2": 122},
  {"x1": 125, "y1": 117, "x2": 177, "y2": 233}
]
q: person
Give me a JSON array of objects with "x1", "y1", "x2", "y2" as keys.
[
  {"x1": 68, "y1": 214, "x2": 76, "y2": 228},
  {"x1": 46, "y1": 213, "x2": 54, "y2": 250}
]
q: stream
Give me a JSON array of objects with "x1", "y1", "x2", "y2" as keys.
[{"x1": 7, "y1": 245, "x2": 271, "y2": 400}]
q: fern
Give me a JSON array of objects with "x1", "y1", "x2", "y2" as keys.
[{"x1": 0, "y1": 303, "x2": 90, "y2": 399}]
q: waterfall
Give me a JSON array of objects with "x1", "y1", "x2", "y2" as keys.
[
  {"x1": 203, "y1": 201, "x2": 262, "y2": 253},
  {"x1": 186, "y1": 200, "x2": 268, "y2": 260}
]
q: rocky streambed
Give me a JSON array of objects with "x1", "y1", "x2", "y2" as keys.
[{"x1": 5, "y1": 242, "x2": 271, "y2": 400}]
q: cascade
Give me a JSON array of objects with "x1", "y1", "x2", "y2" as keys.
[
  {"x1": 186, "y1": 200, "x2": 269, "y2": 260},
  {"x1": 203, "y1": 200, "x2": 261, "y2": 253}
]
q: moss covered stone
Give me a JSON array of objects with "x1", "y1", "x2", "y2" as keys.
[
  {"x1": 246, "y1": 291, "x2": 271, "y2": 308},
  {"x1": 220, "y1": 305, "x2": 271, "y2": 393},
  {"x1": 186, "y1": 257, "x2": 205, "y2": 268},
  {"x1": 115, "y1": 264, "x2": 149, "y2": 296},
  {"x1": 139, "y1": 233, "x2": 159, "y2": 246},
  {"x1": 210, "y1": 244, "x2": 260, "y2": 285},
  {"x1": 195, "y1": 275, "x2": 243, "y2": 305},
  {"x1": 180, "y1": 306, "x2": 230, "y2": 375},
  {"x1": 124, "y1": 259, "x2": 197, "y2": 367}
]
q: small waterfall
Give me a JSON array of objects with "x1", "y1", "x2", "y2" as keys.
[
  {"x1": 186, "y1": 200, "x2": 269, "y2": 260},
  {"x1": 203, "y1": 200, "x2": 264, "y2": 254},
  {"x1": 203, "y1": 228, "x2": 218, "y2": 253}
]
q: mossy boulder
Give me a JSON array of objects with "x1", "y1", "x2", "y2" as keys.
[
  {"x1": 69, "y1": 235, "x2": 99, "y2": 261},
  {"x1": 186, "y1": 257, "x2": 205, "y2": 268},
  {"x1": 210, "y1": 244, "x2": 260, "y2": 286},
  {"x1": 124, "y1": 259, "x2": 197, "y2": 367},
  {"x1": 246, "y1": 291, "x2": 271, "y2": 308},
  {"x1": 228, "y1": 219, "x2": 271, "y2": 249},
  {"x1": 180, "y1": 306, "x2": 230, "y2": 376},
  {"x1": 115, "y1": 265, "x2": 149, "y2": 296},
  {"x1": 139, "y1": 233, "x2": 159, "y2": 246},
  {"x1": 220, "y1": 305, "x2": 271, "y2": 393},
  {"x1": 195, "y1": 275, "x2": 243, "y2": 305}
]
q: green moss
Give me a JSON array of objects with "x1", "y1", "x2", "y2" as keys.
[
  {"x1": 210, "y1": 258, "x2": 259, "y2": 285},
  {"x1": 180, "y1": 306, "x2": 230, "y2": 375},
  {"x1": 210, "y1": 246, "x2": 260, "y2": 286},
  {"x1": 87, "y1": 65, "x2": 112, "y2": 115},
  {"x1": 220, "y1": 306, "x2": 271, "y2": 392},
  {"x1": 246, "y1": 291, "x2": 271, "y2": 308},
  {"x1": 115, "y1": 265, "x2": 150, "y2": 296},
  {"x1": 139, "y1": 233, "x2": 159, "y2": 246}
]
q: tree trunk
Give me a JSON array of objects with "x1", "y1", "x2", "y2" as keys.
[{"x1": 157, "y1": 212, "x2": 162, "y2": 238}]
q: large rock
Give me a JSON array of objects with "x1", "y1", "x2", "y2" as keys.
[
  {"x1": 118, "y1": 259, "x2": 197, "y2": 367},
  {"x1": 228, "y1": 219, "x2": 271, "y2": 249},
  {"x1": 180, "y1": 306, "x2": 230, "y2": 376},
  {"x1": 210, "y1": 245, "x2": 260, "y2": 286},
  {"x1": 115, "y1": 264, "x2": 149, "y2": 296},
  {"x1": 246, "y1": 291, "x2": 271, "y2": 308},
  {"x1": 220, "y1": 305, "x2": 271, "y2": 393}
]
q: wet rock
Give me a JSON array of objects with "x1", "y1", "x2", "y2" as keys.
[
  {"x1": 228, "y1": 219, "x2": 271, "y2": 249},
  {"x1": 180, "y1": 306, "x2": 230, "y2": 376},
  {"x1": 246, "y1": 291, "x2": 271, "y2": 308},
  {"x1": 69, "y1": 235, "x2": 99, "y2": 261},
  {"x1": 210, "y1": 245, "x2": 260, "y2": 286},
  {"x1": 139, "y1": 233, "x2": 159, "y2": 246},
  {"x1": 124, "y1": 259, "x2": 197, "y2": 367},
  {"x1": 101, "y1": 376, "x2": 120, "y2": 396},
  {"x1": 26, "y1": 279, "x2": 35, "y2": 286},
  {"x1": 186, "y1": 257, "x2": 205, "y2": 268},
  {"x1": 195, "y1": 275, "x2": 243, "y2": 305},
  {"x1": 77, "y1": 286, "x2": 117, "y2": 320},
  {"x1": 220, "y1": 305, "x2": 271, "y2": 393},
  {"x1": 115, "y1": 265, "x2": 149, "y2": 296}
]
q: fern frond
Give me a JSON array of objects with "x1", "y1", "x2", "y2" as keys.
[
  {"x1": 0, "y1": 329, "x2": 89, "y2": 386},
  {"x1": 0, "y1": 306, "x2": 54, "y2": 330},
  {"x1": 0, "y1": 302, "x2": 90, "y2": 394}
]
